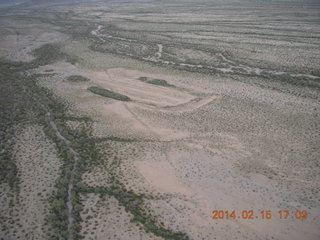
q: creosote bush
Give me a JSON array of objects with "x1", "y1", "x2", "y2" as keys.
[
  {"x1": 65, "y1": 75, "x2": 90, "y2": 82},
  {"x1": 88, "y1": 86, "x2": 131, "y2": 101},
  {"x1": 138, "y1": 77, "x2": 174, "y2": 87}
]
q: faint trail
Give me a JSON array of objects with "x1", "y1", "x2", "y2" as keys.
[
  {"x1": 155, "y1": 44, "x2": 163, "y2": 59},
  {"x1": 123, "y1": 103, "x2": 151, "y2": 131},
  {"x1": 123, "y1": 103, "x2": 161, "y2": 138},
  {"x1": 162, "y1": 95, "x2": 219, "y2": 113},
  {"x1": 47, "y1": 112, "x2": 78, "y2": 240}
]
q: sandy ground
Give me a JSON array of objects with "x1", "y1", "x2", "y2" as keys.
[
  {"x1": 80, "y1": 193, "x2": 162, "y2": 240},
  {"x1": 0, "y1": 19, "x2": 67, "y2": 62},
  {"x1": 39, "y1": 58, "x2": 320, "y2": 240},
  {"x1": 1, "y1": 2, "x2": 319, "y2": 239}
]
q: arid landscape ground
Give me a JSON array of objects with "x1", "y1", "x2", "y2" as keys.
[{"x1": 0, "y1": 0, "x2": 319, "y2": 239}]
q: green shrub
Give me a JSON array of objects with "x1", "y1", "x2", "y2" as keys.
[
  {"x1": 65, "y1": 75, "x2": 90, "y2": 82},
  {"x1": 138, "y1": 77, "x2": 174, "y2": 87},
  {"x1": 88, "y1": 86, "x2": 131, "y2": 101}
]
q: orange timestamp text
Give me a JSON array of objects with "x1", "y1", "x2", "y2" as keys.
[{"x1": 211, "y1": 210, "x2": 309, "y2": 220}]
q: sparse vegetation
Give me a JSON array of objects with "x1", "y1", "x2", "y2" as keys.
[
  {"x1": 33, "y1": 44, "x2": 67, "y2": 65},
  {"x1": 1, "y1": 1, "x2": 319, "y2": 240},
  {"x1": 80, "y1": 186, "x2": 189, "y2": 240}
]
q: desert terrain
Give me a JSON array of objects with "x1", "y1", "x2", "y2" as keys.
[{"x1": 0, "y1": 0, "x2": 319, "y2": 240}]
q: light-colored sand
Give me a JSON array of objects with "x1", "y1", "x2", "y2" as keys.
[
  {"x1": 37, "y1": 58, "x2": 320, "y2": 239},
  {"x1": 14, "y1": 3, "x2": 318, "y2": 238},
  {"x1": 1, "y1": 2, "x2": 319, "y2": 239},
  {"x1": 91, "y1": 68, "x2": 195, "y2": 107},
  {"x1": 135, "y1": 161, "x2": 191, "y2": 195}
]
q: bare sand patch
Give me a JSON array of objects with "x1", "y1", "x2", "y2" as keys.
[
  {"x1": 135, "y1": 161, "x2": 191, "y2": 195},
  {"x1": 98, "y1": 101, "x2": 190, "y2": 140},
  {"x1": 90, "y1": 68, "x2": 195, "y2": 107}
]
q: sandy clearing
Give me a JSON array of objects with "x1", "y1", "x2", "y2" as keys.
[
  {"x1": 91, "y1": 68, "x2": 195, "y2": 107},
  {"x1": 135, "y1": 161, "x2": 191, "y2": 195},
  {"x1": 98, "y1": 100, "x2": 190, "y2": 140},
  {"x1": 101, "y1": 101, "x2": 155, "y2": 136}
]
